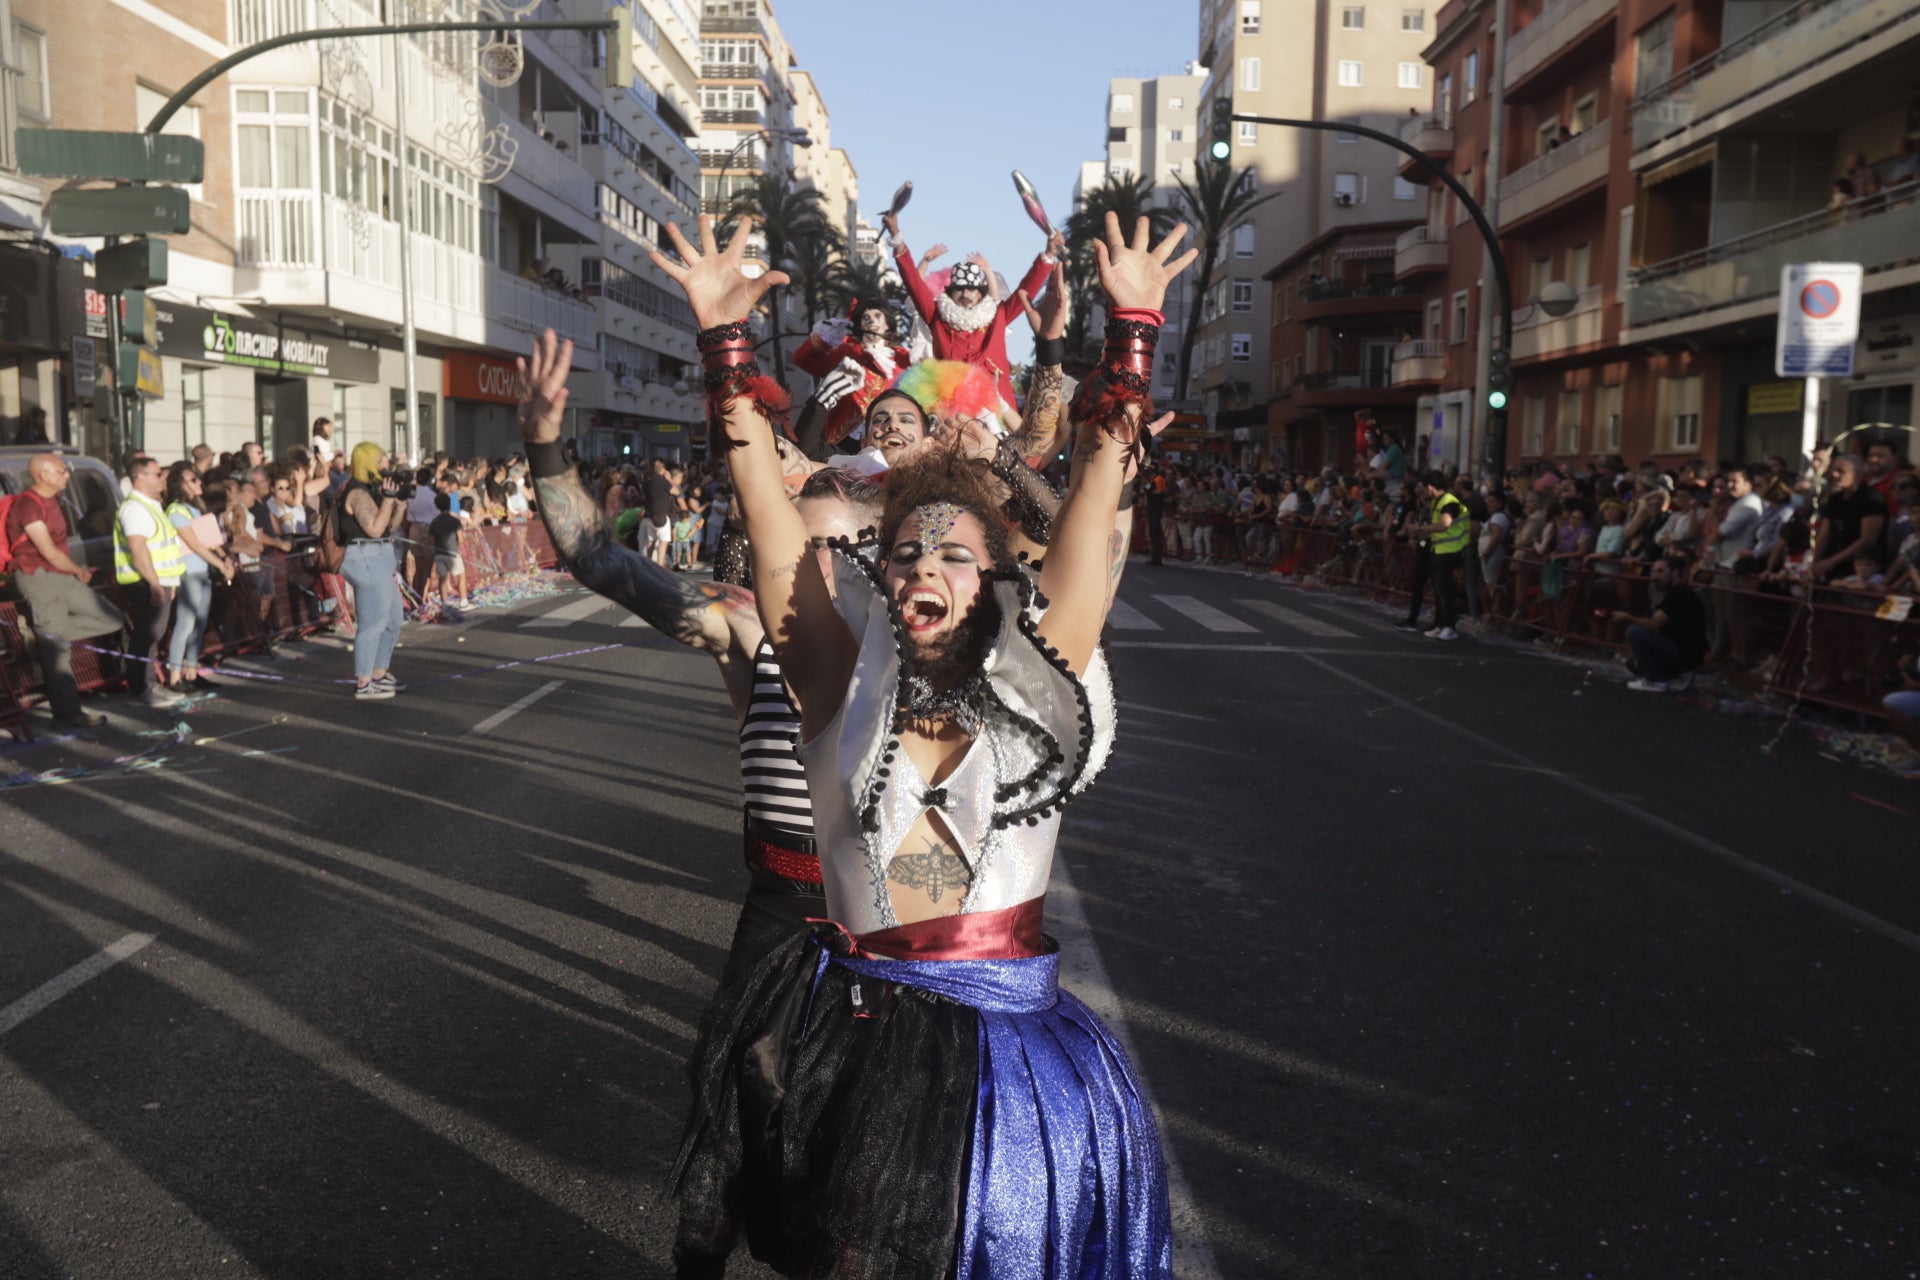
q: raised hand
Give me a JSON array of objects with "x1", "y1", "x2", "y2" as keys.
[
  {"x1": 1017, "y1": 260, "x2": 1069, "y2": 342},
  {"x1": 649, "y1": 215, "x2": 789, "y2": 331},
  {"x1": 515, "y1": 328, "x2": 574, "y2": 444},
  {"x1": 921, "y1": 243, "x2": 949, "y2": 268},
  {"x1": 1092, "y1": 213, "x2": 1199, "y2": 313}
]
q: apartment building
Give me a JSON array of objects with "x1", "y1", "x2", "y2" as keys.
[
  {"x1": 1194, "y1": 0, "x2": 1437, "y2": 462},
  {"x1": 1, "y1": 0, "x2": 710, "y2": 464},
  {"x1": 1101, "y1": 70, "x2": 1206, "y2": 400},
  {"x1": 695, "y1": 0, "x2": 796, "y2": 212},
  {"x1": 788, "y1": 70, "x2": 858, "y2": 242}
]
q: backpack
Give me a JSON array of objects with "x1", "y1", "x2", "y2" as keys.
[
  {"x1": 309, "y1": 491, "x2": 346, "y2": 574},
  {"x1": 0, "y1": 491, "x2": 41, "y2": 575}
]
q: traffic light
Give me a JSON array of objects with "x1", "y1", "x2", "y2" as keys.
[
  {"x1": 1209, "y1": 98, "x2": 1233, "y2": 161},
  {"x1": 605, "y1": 7, "x2": 633, "y2": 90},
  {"x1": 1486, "y1": 347, "x2": 1511, "y2": 411}
]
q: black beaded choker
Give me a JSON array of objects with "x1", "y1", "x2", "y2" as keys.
[{"x1": 900, "y1": 670, "x2": 988, "y2": 734}]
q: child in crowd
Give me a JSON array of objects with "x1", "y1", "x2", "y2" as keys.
[
  {"x1": 1589, "y1": 500, "x2": 1628, "y2": 575},
  {"x1": 1759, "y1": 521, "x2": 1814, "y2": 590},
  {"x1": 1833, "y1": 552, "x2": 1887, "y2": 592},
  {"x1": 670, "y1": 502, "x2": 698, "y2": 572},
  {"x1": 429, "y1": 492, "x2": 469, "y2": 608}
]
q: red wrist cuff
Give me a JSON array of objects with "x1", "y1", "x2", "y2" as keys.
[{"x1": 1110, "y1": 307, "x2": 1166, "y2": 327}]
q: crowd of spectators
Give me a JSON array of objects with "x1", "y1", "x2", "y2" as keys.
[{"x1": 1136, "y1": 421, "x2": 1917, "y2": 703}]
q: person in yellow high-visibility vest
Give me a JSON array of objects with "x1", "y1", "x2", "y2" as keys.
[
  {"x1": 114, "y1": 456, "x2": 189, "y2": 708},
  {"x1": 1402, "y1": 471, "x2": 1471, "y2": 641}
]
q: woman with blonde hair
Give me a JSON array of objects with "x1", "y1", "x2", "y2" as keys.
[{"x1": 339, "y1": 442, "x2": 408, "y2": 699}]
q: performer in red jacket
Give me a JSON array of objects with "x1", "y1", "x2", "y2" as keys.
[
  {"x1": 883, "y1": 209, "x2": 1063, "y2": 407},
  {"x1": 790, "y1": 301, "x2": 913, "y2": 446}
]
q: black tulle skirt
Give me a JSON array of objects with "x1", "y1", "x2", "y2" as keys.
[{"x1": 670, "y1": 930, "x2": 980, "y2": 1279}]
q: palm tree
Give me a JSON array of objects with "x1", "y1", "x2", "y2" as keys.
[
  {"x1": 1064, "y1": 172, "x2": 1179, "y2": 363},
  {"x1": 783, "y1": 219, "x2": 851, "y2": 332},
  {"x1": 721, "y1": 169, "x2": 834, "y2": 384},
  {"x1": 1169, "y1": 157, "x2": 1282, "y2": 401}
]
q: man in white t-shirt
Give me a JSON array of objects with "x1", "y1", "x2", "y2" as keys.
[{"x1": 310, "y1": 417, "x2": 337, "y2": 464}]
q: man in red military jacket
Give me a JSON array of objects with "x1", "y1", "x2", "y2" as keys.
[
  {"x1": 883, "y1": 210, "x2": 1063, "y2": 407},
  {"x1": 790, "y1": 301, "x2": 912, "y2": 446}
]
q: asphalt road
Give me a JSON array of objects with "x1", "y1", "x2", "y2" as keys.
[{"x1": 2, "y1": 562, "x2": 1917, "y2": 1279}]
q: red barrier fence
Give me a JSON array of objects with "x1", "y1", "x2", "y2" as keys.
[
  {"x1": 1143, "y1": 513, "x2": 1919, "y2": 722},
  {"x1": 0, "y1": 522, "x2": 560, "y2": 740}
]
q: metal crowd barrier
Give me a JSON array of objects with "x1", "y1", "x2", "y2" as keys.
[{"x1": 0, "y1": 521, "x2": 561, "y2": 740}]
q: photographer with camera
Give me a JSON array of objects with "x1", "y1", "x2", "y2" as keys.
[{"x1": 338, "y1": 443, "x2": 409, "y2": 700}]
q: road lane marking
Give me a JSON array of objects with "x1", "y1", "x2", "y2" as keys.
[
  {"x1": 1105, "y1": 598, "x2": 1164, "y2": 631},
  {"x1": 465, "y1": 679, "x2": 564, "y2": 737},
  {"x1": 1152, "y1": 595, "x2": 1258, "y2": 633},
  {"x1": 617, "y1": 613, "x2": 651, "y2": 629},
  {"x1": 0, "y1": 932, "x2": 156, "y2": 1037},
  {"x1": 1047, "y1": 858, "x2": 1223, "y2": 1280},
  {"x1": 520, "y1": 595, "x2": 610, "y2": 628},
  {"x1": 1234, "y1": 598, "x2": 1359, "y2": 638},
  {"x1": 1298, "y1": 654, "x2": 1920, "y2": 955}
]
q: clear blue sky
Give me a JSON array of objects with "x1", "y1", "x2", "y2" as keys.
[{"x1": 775, "y1": 0, "x2": 1197, "y2": 363}]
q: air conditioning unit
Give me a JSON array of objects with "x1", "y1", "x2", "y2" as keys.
[{"x1": 1334, "y1": 192, "x2": 1357, "y2": 206}]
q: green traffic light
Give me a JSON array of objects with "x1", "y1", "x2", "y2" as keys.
[
  {"x1": 1210, "y1": 139, "x2": 1232, "y2": 161},
  {"x1": 1487, "y1": 390, "x2": 1509, "y2": 411}
]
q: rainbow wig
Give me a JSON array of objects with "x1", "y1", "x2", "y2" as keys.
[{"x1": 887, "y1": 360, "x2": 1013, "y2": 436}]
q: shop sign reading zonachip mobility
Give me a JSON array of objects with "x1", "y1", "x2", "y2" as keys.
[{"x1": 81, "y1": 288, "x2": 381, "y2": 382}]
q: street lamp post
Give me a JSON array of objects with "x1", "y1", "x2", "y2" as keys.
[{"x1": 709, "y1": 125, "x2": 812, "y2": 215}]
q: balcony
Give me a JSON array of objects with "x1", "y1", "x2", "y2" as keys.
[
  {"x1": 1505, "y1": 0, "x2": 1618, "y2": 89},
  {"x1": 1631, "y1": 0, "x2": 1920, "y2": 157},
  {"x1": 700, "y1": 14, "x2": 770, "y2": 37},
  {"x1": 1498, "y1": 118, "x2": 1611, "y2": 229},
  {"x1": 701, "y1": 61, "x2": 771, "y2": 83},
  {"x1": 703, "y1": 109, "x2": 767, "y2": 127},
  {"x1": 1391, "y1": 339, "x2": 1446, "y2": 386},
  {"x1": 1298, "y1": 279, "x2": 1425, "y2": 321},
  {"x1": 1397, "y1": 112, "x2": 1453, "y2": 176},
  {"x1": 1624, "y1": 188, "x2": 1920, "y2": 333},
  {"x1": 1511, "y1": 283, "x2": 1605, "y2": 361},
  {"x1": 489, "y1": 266, "x2": 600, "y2": 352},
  {"x1": 1293, "y1": 368, "x2": 1419, "y2": 409},
  {"x1": 1394, "y1": 224, "x2": 1450, "y2": 279}
]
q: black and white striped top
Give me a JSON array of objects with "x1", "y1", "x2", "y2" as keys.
[{"x1": 739, "y1": 638, "x2": 812, "y2": 834}]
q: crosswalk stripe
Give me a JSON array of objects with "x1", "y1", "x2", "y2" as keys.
[
  {"x1": 1152, "y1": 595, "x2": 1258, "y2": 633},
  {"x1": 1234, "y1": 598, "x2": 1359, "y2": 639},
  {"x1": 617, "y1": 612, "x2": 651, "y2": 629},
  {"x1": 520, "y1": 595, "x2": 611, "y2": 628},
  {"x1": 1105, "y1": 598, "x2": 1163, "y2": 631}
]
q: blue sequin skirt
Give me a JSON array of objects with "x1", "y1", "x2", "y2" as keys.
[{"x1": 668, "y1": 930, "x2": 1173, "y2": 1280}]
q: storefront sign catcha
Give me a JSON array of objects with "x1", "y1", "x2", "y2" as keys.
[{"x1": 444, "y1": 351, "x2": 523, "y2": 404}]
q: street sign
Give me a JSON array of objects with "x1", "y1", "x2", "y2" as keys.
[
  {"x1": 120, "y1": 290, "x2": 160, "y2": 344},
  {"x1": 1776, "y1": 262, "x2": 1862, "y2": 378},
  {"x1": 49, "y1": 186, "x2": 192, "y2": 236},
  {"x1": 71, "y1": 334, "x2": 96, "y2": 398},
  {"x1": 17, "y1": 129, "x2": 204, "y2": 183},
  {"x1": 117, "y1": 346, "x2": 165, "y2": 399},
  {"x1": 95, "y1": 238, "x2": 169, "y2": 293}
]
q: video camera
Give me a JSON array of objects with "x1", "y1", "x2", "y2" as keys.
[{"x1": 379, "y1": 467, "x2": 419, "y2": 501}]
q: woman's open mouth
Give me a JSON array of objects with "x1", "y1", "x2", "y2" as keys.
[{"x1": 902, "y1": 588, "x2": 950, "y2": 632}]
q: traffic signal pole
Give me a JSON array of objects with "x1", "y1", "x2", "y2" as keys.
[{"x1": 1226, "y1": 112, "x2": 1514, "y2": 479}]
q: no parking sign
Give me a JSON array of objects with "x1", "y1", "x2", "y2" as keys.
[{"x1": 1775, "y1": 262, "x2": 1862, "y2": 378}]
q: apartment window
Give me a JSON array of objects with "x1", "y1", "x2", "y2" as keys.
[
  {"x1": 1231, "y1": 280, "x2": 1254, "y2": 311},
  {"x1": 1634, "y1": 11, "x2": 1676, "y2": 98},
  {"x1": 236, "y1": 87, "x2": 313, "y2": 191},
  {"x1": 1522, "y1": 396, "x2": 1546, "y2": 455},
  {"x1": 1402, "y1": 7, "x2": 1425, "y2": 31},
  {"x1": 1169, "y1": 95, "x2": 1185, "y2": 109},
  {"x1": 1233, "y1": 223, "x2": 1256, "y2": 257},
  {"x1": 1529, "y1": 256, "x2": 1552, "y2": 299},
  {"x1": 11, "y1": 21, "x2": 49, "y2": 120},
  {"x1": 1169, "y1": 128, "x2": 1184, "y2": 142},
  {"x1": 1567, "y1": 242, "x2": 1591, "y2": 290},
  {"x1": 1393, "y1": 176, "x2": 1420, "y2": 201},
  {"x1": 1334, "y1": 172, "x2": 1362, "y2": 205},
  {"x1": 1557, "y1": 390, "x2": 1583, "y2": 454},
  {"x1": 1167, "y1": 161, "x2": 1183, "y2": 179},
  {"x1": 181, "y1": 368, "x2": 207, "y2": 446},
  {"x1": 1237, "y1": 120, "x2": 1259, "y2": 144},
  {"x1": 1338, "y1": 61, "x2": 1364, "y2": 87},
  {"x1": 1282, "y1": 282, "x2": 1293, "y2": 320},
  {"x1": 1595, "y1": 384, "x2": 1623, "y2": 452},
  {"x1": 1426, "y1": 298, "x2": 1443, "y2": 341},
  {"x1": 1240, "y1": 0, "x2": 1262, "y2": 34},
  {"x1": 1464, "y1": 50, "x2": 1479, "y2": 103},
  {"x1": 1450, "y1": 290, "x2": 1470, "y2": 343},
  {"x1": 1241, "y1": 57, "x2": 1261, "y2": 91},
  {"x1": 1231, "y1": 333, "x2": 1253, "y2": 362},
  {"x1": 1658, "y1": 374, "x2": 1703, "y2": 451},
  {"x1": 1342, "y1": 5, "x2": 1366, "y2": 29},
  {"x1": 1535, "y1": 116, "x2": 1560, "y2": 157},
  {"x1": 1454, "y1": 168, "x2": 1472, "y2": 223},
  {"x1": 1398, "y1": 62, "x2": 1424, "y2": 89},
  {"x1": 1111, "y1": 92, "x2": 1135, "y2": 113},
  {"x1": 333, "y1": 384, "x2": 351, "y2": 449},
  {"x1": 1572, "y1": 93, "x2": 1599, "y2": 133},
  {"x1": 1437, "y1": 72, "x2": 1452, "y2": 115}
]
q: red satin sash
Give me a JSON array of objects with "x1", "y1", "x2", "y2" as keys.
[{"x1": 847, "y1": 896, "x2": 1050, "y2": 961}]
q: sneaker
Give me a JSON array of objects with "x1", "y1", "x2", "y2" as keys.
[
  {"x1": 1433, "y1": 627, "x2": 1460, "y2": 641},
  {"x1": 355, "y1": 682, "x2": 396, "y2": 700},
  {"x1": 1424, "y1": 626, "x2": 1444, "y2": 638},
  {"x1": 1627, "y1": 678, "x2": 1670, "y2": 693},
  {"x1": 374, "y1": 673, "x2": 404, "y2": 691},
  {"x1": 51, "y1": 710, "x2": 107, "y2": 730},
  {"x1": 143, "y1": 686, "x2": 185, "y2": 709}
]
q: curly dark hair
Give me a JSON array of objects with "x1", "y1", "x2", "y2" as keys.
[
  {"x1": 877, "y1": 442, "x2": 1014, "y2": 571},
  {"x1": 798, "y1": 466, "x2": 886, "y2": 527}
]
